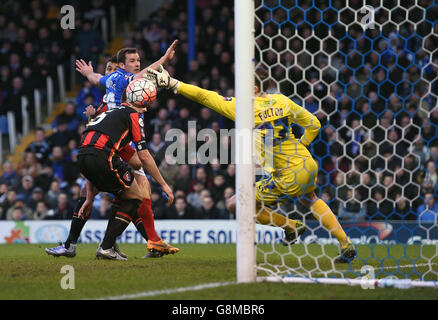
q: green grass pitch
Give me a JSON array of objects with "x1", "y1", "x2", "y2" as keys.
[{"x1": 0, "y1": 243, "x2": 437, "y2": 300}]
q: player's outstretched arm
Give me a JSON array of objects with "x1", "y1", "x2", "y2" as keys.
[
  {"x1": 137, "y1": 149, "x2": 174, "y2": 205},
  {"x1": 134, "y1": 39, "x2": 178, "y2": 80},
  {"x1": 146, "y1": 66, "x2": 236, "y2": 121},
  {"x1": 76, "y1": 59, "x2": 103, "y2": 86}
]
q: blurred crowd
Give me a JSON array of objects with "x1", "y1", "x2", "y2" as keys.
[{"x1": 1, "y1": 0, "x2": 438, "y2": 223}]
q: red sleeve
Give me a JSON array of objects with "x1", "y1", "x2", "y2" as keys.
[{"x1": 119, "y1": 144, "x2": 136, "y2": 162}]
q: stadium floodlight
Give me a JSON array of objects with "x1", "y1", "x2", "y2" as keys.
[{"x1": 238, "y1": 0, "x2": 438, "y2": 289}]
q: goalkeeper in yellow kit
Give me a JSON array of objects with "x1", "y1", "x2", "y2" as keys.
[{"x1": 147, "y1": 66, "x2": 356, "y2": 263}]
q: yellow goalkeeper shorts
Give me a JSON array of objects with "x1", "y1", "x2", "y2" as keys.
[{"x1": 255, "y1": 156, "x2": 318, "y2": 206}]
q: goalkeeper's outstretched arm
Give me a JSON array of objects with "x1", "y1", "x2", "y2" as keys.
[{"x1": 146, "y1": 66, "x2": 236, "y2": 120}]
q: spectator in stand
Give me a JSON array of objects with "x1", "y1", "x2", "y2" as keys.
[
  {"x1": 34, "y1": 165, "x2": 54, "y2": 192},
  {"x1": 158, "y1": 155, "x2": 180, "y2": 189},
  {"x1": 197, "y1": 196, "x2": 226, "y2": 219},
  {"x1": 16, "y1": 152, "x2": 42, "y2": 179},
  {"x1": 69, "y1": 183, "x2": 82, "y2": 208},
  {"x1": 224, "y1": 164, "x2": 235, "y2": 188},
  {"x1": 173, "y1": 164, "x2": 192, "y2": 193},
  {"x1": 163, "y1": 197, "x2": 199, "y2": 219},
  {"x1": 165, "y1": 98, "x2": 178, "y2": 121},
  {"x1": 32, "y1": 200, "x2": 52, "y2": 220},
  {"x1": 90, "y1": 194, "x2": 112, "y2": 220},
  {"x1": 9, "y1": 207, "x2": 26, "y2": 221},
  {"x1": 74, "y1": 19, "x2": 104, "y2": 66},
  {"x1": 16, "y1": 175, "x2": 34, "y2": 206},
  {"x1": 28, "y1": 187, "x2": 44, "y2": 212},
  {"x1": 338, "y1": 189, "x2": 366, "y2": 222},
  {"x1": 0, "y1": 188, "x2": 17, "y2": 220},
  {"x1": 210, "y1": 174, "x2": 227, "y2": 204},
  {"x1": 150, "y1": 108, "x2": 172, "y2": 136},
  {"x1": 52, "y1": 102, "x2": 83, "y2": 132},
  {"x1": 48, "y1": 146, "x2": 67, "y2": 182},
  {"x1": 48, "y1": 119, "x2": 77, "y2": 148},
  {"x1": 6, "y1": 195, "x2": 32, "y2": 220},
  {"x1": 75, "y1": 80, "x2": 103, "y2": 118},
  {"x1": 172, "y1": 107, "x2": 192, "y2": 132},
  {"x1": 417, "y1": 193, "x2": 438, "y2": 223},
  {"x1": 189, "y1": 167, "x2": 213, "y2": 192},
  {"x1": 51, "y1": 192, "x2": 73, "y2": 220},
  {"x1": 25, "y1": 127, "x2": 51, "y2": 164},
  {"x1": 149, "y1": 132, "x2": 167, "y2": 163},
  {"x1": 45, "y1": 180, "x2": 61, "y2": 209},
  {"x1": 187, "y1": 181, "x2": 204, "y2": 210},
  {"x1": 0, "y1": 162, "x2": 19, "y2": 187},
  {"x1": 0, "y1": 183, "x2": 7, "y2": 205},
  {"x1": 2, "y1": 76, "x2": 24, "y2": 133}
]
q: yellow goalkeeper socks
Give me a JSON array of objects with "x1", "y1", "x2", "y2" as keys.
[
  {"x1": 256, "y1": 207, "x2": 298, "y2": 232},
  {"x1": 311, "y1": 199, "x2": 350, "y2": 249}
]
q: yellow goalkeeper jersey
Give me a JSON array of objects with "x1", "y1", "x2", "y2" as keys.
[{"x1": 177, "y1": 82, "x2": 321, "y2": 174}]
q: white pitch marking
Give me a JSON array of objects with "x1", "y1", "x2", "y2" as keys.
[{"x1": 94, "y1": 281, "x2": 236, "y2": 300}]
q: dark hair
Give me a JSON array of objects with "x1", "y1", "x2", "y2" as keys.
[
  {"x1": 116, "y1": 48, "x2": 138, "y2": 64},
  {"x1": 107, "y1": 55, "x2": 117, "y2": 64},
  {"x1": 254, "y1": 66, "x2": 270, "y2": 92}
]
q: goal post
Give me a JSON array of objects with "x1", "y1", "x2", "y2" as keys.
[
  {"x1": 233, "y1": 0, "x2": 438, "y2": 289},
  {"x1": 235, "y1": 0, "x2": 257, "y2": 283}
]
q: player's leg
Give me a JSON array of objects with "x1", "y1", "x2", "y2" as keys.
[
  {"x1": 226, "y1": 187, "x2": 304, "y2": 240},
  {"x1": 296, "y1": 157, "x2": 356, "y2": 262},
  {"x1": 122, "y1": 147, "x2": 177, "y2": 255},
  {"x1": 97, "y1": 178, "x2": 143, "y2": 259},
  {"x1": 134, "y1": 170, "x2": 179, "y2": 256},
  {"x1": 299, "y1": 191, "x2": 356, "y2": 262},
  {"x1": 45, "y1": 182, "x2": 91, "y2": 257}
]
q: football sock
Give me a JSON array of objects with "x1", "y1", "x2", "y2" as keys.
[
  {"x1": 256, "y1": 207, "x2": 299, "y2": 232},
  {"x1": 131, "y1": 210, "x2": 148, "y2": 241},
  {"x1": 137, "y1": 198, "x2": 161, "y2": 241},
  {"x1": 101, "y1": 199, "x2": 140, "y2": 250},
  {"x1": 65, "y1": 197, "x2": 87, "y2": 249},
  {"x1": 101, "y1": 212, "x2": 130, "y2": 250},
  {"x1": 311, "y1": 198, "x2": 350, "y2": 249}
]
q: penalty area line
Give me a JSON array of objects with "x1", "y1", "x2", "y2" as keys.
[{"x1": 94, "y1": 281, "x2": 237, "y2": 300}]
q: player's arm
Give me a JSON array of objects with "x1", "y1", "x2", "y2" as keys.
[
  {"x1": 78, "y1": 179, "x2": 99, "y2": 218},
  {"x1": 129, "y1": 113, "x2": 174, "y2": 204},
  {"x1": 287, "y1": 98, "x2": 321, "y2": 146},
  {"x1": 137, "y1": 149, "x2": 173, "y2": 205},
  {"x1": 134, "y1": 40, "x2": 178, "y2": 80},
  {"x1": 146, "y1": 66, "x2": 236, "y2": 120},
  {"x1": 75, "y1": 59, "x2": 102, "y2": 86}
]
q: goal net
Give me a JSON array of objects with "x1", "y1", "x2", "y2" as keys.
[{"x1": 251, "y1": 0, "x2": 438, "y2": 288}]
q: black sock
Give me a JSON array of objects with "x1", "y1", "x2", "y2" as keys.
[
  {"x1": 101, "y1": 199, "x2": 140, "y2": 250},
  {"x1": 101, "y1": 216, "x2": 130, "y2": 250},
  {"x1": 65, "y1": 197, "x2": 87, "y2": 249},
  {"x1": 131, "y1": 210, "x2": 148, "y2": 241}
]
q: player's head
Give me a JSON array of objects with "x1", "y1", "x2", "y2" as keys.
[
  {"x1": 254, "y1": 66, "x2": 270, "y2": 94},
  {"x1": 105, "y1": 55, "x2": 118, "y2": 75},
  {"x1": 117, "y1": 48, "x2": 140, "y2": 74}
]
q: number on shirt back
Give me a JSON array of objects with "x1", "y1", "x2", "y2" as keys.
[{"x1": 86, "y1": 109, "x2": 115, "y2": 127}]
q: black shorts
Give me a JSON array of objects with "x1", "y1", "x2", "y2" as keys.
[{"x1": 78, "y1": 150, "x2": 134, "y2": 197}]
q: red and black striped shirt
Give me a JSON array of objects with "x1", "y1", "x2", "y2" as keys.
[{"x1": 79, "y1": 104, "x2": 147, "y2": 157}]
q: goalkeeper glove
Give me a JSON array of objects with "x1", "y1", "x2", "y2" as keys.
[{"x1": 145, "y1": 65, "x2": 180, "y2": 93}]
